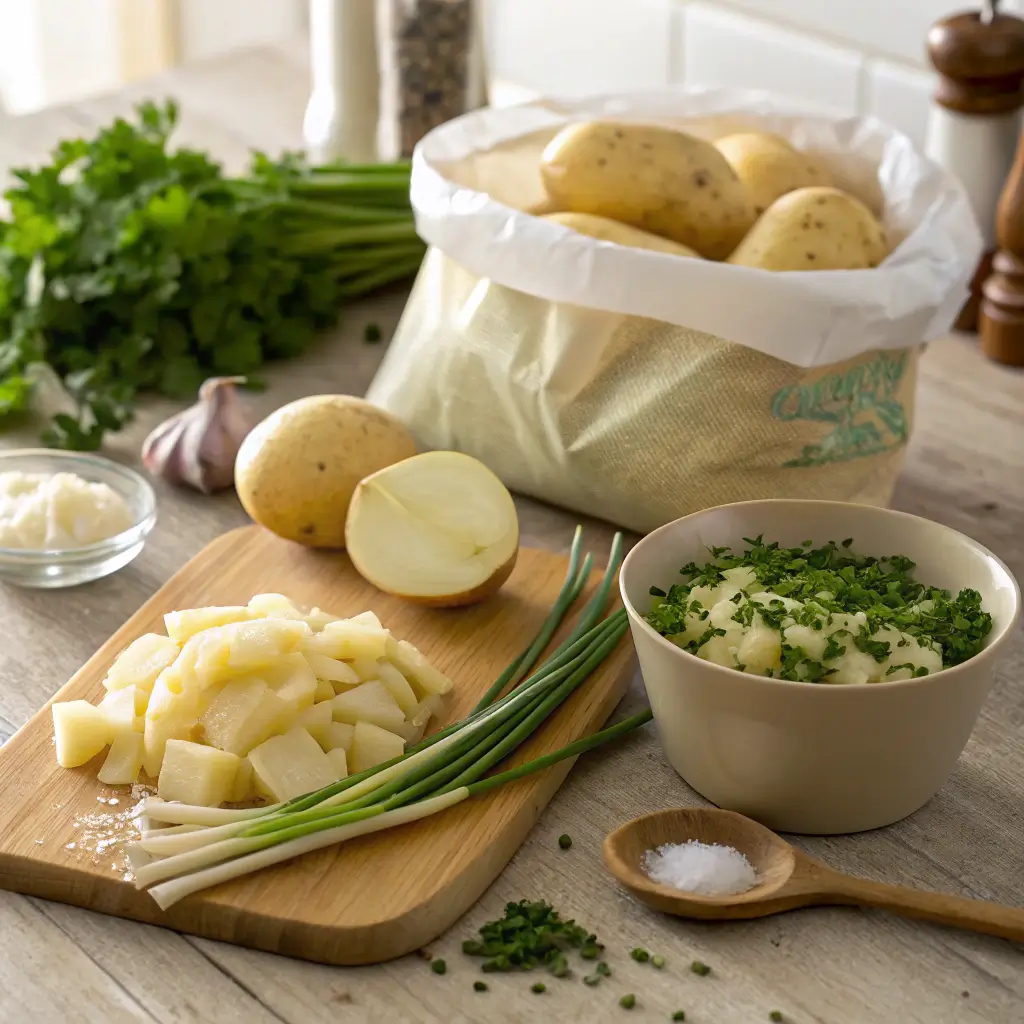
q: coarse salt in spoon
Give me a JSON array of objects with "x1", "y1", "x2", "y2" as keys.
[{"x1": 603, "y1": 807, "x2": 1024, "y2": 942}]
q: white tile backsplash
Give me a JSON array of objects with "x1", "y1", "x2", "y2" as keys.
[
  {"x1": 679, "y1": 4, "x2": 862, "y2": 114},
  {"x1": 488, "y1": 0, "x2": 675, "y2": 98},
  {"x1": 863, "y1": 61, "x2": 934, "y2": 148}
]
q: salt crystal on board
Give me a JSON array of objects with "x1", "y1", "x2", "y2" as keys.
[{"x1": 641, "y1": 840, "x2": 757, "y2": 897}]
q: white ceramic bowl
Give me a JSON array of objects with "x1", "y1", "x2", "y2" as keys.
[
  {"x1": 0, "y1": 450, "x2": 156, "y2": 589},
  {"x1": 620, "y1": 500, "x2": 1021, "y2": 835}
]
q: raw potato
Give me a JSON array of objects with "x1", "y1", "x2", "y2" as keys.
[
  {"x1": 158, "y1": 740, "x2": 241, "y2": 807},
  {"x1": 248, "y1": 726, "x2": 340, "y2": 802},
  {"x1": 234, "y1": 394, "x2": 417, "y2": 548},
  {"x1": 345, "y1": 451, "x2": 519, "y2": 607},
  {"x1": 52, "y1": 701, "x2": 110, "y2": 768},
  {"x1": 540, "y1": 121, "x2": 755, "y2": 260},
  {"x1": 542, "y1": 212, "x2": 701, "y2": 258},
  {"x1": 714, "y1": 132, "x2": 832, "y2": 215},
  {"x1": 728, "y1": 187, "x2": 889, "y2": 271}
]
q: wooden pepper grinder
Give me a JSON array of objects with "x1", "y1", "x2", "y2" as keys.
[
  {"x1": 925, "y1": 1, "x2": 1024, "y2": 332},
  {"x1": 980, "y1": 137, "x2": 1024, "y2": 364}
]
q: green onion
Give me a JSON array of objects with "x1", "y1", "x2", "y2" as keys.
[
  {"x1": 132, "y1": 529, "x2": 652, "y2": 909},
  {"x1": 651, "y1": 954, "x2": 665, "y2": 969},
  {"x1": 431, "y1": 959, "x2": 446, "y2": 975}
]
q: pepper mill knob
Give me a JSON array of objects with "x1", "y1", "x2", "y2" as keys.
[
  {"x1": 928, "y1": 3, "x2": 1024, "y2": 115},
  {"x1": 925, "y1": 4, "x2": 1024, "y2": 332}
]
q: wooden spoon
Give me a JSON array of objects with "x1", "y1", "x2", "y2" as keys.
[{"x1": 603, "y1": 808, "x2": 1024, "y2": 942}]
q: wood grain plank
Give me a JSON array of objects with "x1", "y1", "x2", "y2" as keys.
[{"x1": 0, "y1": 528, "x2": 633, "y2": 965}]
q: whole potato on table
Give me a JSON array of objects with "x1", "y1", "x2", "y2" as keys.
[
  {"x1": 234, "y1": 394, "x2": 417, "y2": 548},
  {"x1": 540, "y1": 121, "x2": 755, "y2": 260},
  {"x1": 542, "y1": 211, "x2": 702, "y2": 257},
  {"x1": 714, "y1": 131, "x2": 832, "y2": 215},
  {"x1": 727, "y1": 186, "x2": 889, "y2": 271}
]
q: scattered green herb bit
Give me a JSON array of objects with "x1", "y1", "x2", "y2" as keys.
[
  {"x1": 769, "y1": 1012, "x2": 784, "y2": 1022},
  {"x1": 430, "y1": 958, "x2": 446, "y2": 975},
  {"x1": 473, "y1": 981, "x2": 488, "y2": 992},
  {"x1": 531, "y1": 982, "x2": 546, "y2": 994},
  {"x1": 464, "y1": 900, "x2": 603, "y2": 974},
  {"x1": 364, "y1": 322, "x2": 383, "y2": 343},
  {"x1": 583, "y1": 973, "x2": 602, "y2": 986},
  {"x1": 630, "y1": 947, "x2": 650, "y2": 963},
  {"x1": 558, "y1": 833, "x2": 573, "y2": 850},
  {"x1": 691, "y1": 960, "x2": 711, "y2": 977},
  {"x1": 672, "y1": 1013, "x2": 686, "y2": 1022},
  {"x1": 619, "y1": 994, "x2": 636, "y2": 1010},
  {"x1": 650, "y1": 585, "x2": 667, "y2": 597},
  {"x1": 651, "y1": 954, "x2": 666, "y2": 969},
  {"x1": 645, "y1": 537, "x2": 993, "y2": 672},
  {"x1": 0, "y1": 100, "x2": 423, "y2": 449}
]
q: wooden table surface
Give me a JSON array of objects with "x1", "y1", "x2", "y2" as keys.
[{"x1": 1, "y1": 43, "x2": 1023, "y2": 1024}]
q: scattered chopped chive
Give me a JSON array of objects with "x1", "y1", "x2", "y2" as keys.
[
  {"x1": 531, "y1": 982, "x2": 546, "y2": 994},
  {"x1": 550, "y1": 955, "x2": 571, "y2": 978},
  {"x1": 630, "y1": 947, "x2": 650, "y2": 963},
  {"x1": 558, "y1": 833, "x2": 573, "y2": 849},
  {"x1": 583, "y1": 973, "x2": 602, "y2": 986},
  {"x1": 430, "y1": 958, "x2": 446, "y2": 975},
  {"x1": 473, "y1": 981, "x2": 488, "y2": 992},
  {"x1": 620, "y1": 993, "x2": 636, "y2": 1010},
  {"x1": 672, "y1": 1013, "x2": 686, "y2": 1022},
  {"x1": 596, "y1": 962, "x2": 612, "y2": 977},
  {"x1": 580, "y1": 945, "x2": 600, "y2": 960},
  {"x1": 769, "y1": 1013, "x2": 783, "y2": 1022},
  {"x1": 691, "y1": 960, "x2": 711, "y2": 977},
  {"x1": 651, "y1": 954, "x2": 666, "y2": 969},
  {"x1": 363, "y1": 322, "x2": 382, "y2": 342}
]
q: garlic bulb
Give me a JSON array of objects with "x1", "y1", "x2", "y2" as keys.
[{"x1": 141, "y1": 377, "x2": 252, "y2": 494}]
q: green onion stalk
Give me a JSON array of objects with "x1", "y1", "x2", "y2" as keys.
[{"x1": 132, "y1": 528, "x2": 651, "y2": 908}]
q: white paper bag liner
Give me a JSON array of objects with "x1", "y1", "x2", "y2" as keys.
[{"x1": 410, "y1": 88, "x2": 983, "y2": 368}]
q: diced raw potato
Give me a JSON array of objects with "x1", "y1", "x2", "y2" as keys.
[
  {"x1": 262, "y1": 653, "x2": 317, "y2": 710},
  {"x1": 321, "y1": 721, "x2": 355, "y2": 753},
  {"x1": 376, "y1": 661, "x2": 418, "y2": 715},
  {"x1": 103, "y1": 633, "x2": 179, "y2": 692},
  {"x1": 314, "y1": 677, "x2": 336, "y2": 703},
  {"x1": 165, "y1": 606, "x2": 251, "y2": 643},
  {"x1": 304, "y1": 620, "x2": 389, "y2": 661},
  {"x1": 386, "y1": 638, "x2": 453, "y2": 696},
  {"x1": 97, "y1": 732, "x2": 144, "y2": 785},
  {"x1": 349, "y1": 656, "x2": 381, "y2": 681},
  {"x1": 304, "y1": 652, "x2": 361, "y2": 685},
  {"x1": 147, "y1": 669, "x2": 199, "y2": 721},
  {"x1": 295, "y1": 700, "x2": 334, "y2": 747},
  {"x1": 143, "y1": 711, "x2": 197, "y2": 780},
  {"x1": 229, "y1": 758, "x2": 255, "y2": 802},
  {"x1": 52, "y1": 701, "x2": 111, "y2": 768},
  {"x1": 326, "y1": 747, "x2": 348, "y2": 778},
  {"x1": 331, "y1": 681, "x2": 405, "y2": 731},
  {"x1": 348, "y1": 611, "x2": 382, "y2": 629},
  {"x1": 225, "y1": 619, "x2": 311, "y2": 672},
  {"x1": 305, "y1": 607, "x2": 340, "y2": 631},
  {"x1": 248, "y1": 727, "x2": 340, "y2": 802},
  {"x1": 199, "y1": 678, "x2": 293, "y2": 756},
  {"x1": 247, "y1": 593, "x2": 305, "y2": 620},
  {"x1": 98, "y1": 686, "x2": 142, "y2": 739},
  {"x1": 349, "y1": 721, "x2": 405, "y2": 774},
  {"x1": 158, "y1": 740, "x2": 241, "y2": 806}
]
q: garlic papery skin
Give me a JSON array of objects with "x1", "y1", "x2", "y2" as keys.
[{"x1": 141, "y1": 377, "x2": 252, "y2": 494}]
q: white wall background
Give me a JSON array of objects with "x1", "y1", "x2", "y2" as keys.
[{"x1": 2, "y1": 0, "x2": 1022, "y2": 152}]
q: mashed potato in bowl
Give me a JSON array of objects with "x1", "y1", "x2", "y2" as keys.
[{"x1": 646, "y1": 538, "x2": 991, "y2": 684}]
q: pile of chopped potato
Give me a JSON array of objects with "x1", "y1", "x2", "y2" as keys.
[{"x1": 51, "y1": 595, "x2": 451, "y2": 806}]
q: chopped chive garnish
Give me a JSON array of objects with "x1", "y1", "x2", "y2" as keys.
[
  {"x1": 558, "y1": 833, "x2": 573, "y2": 850},
  {"x1": 531, "y1": 982, "x2": 546, "y2": 994},
  {"x1": 430, "y1": 958, "x2": 446, "y2": 975},
  {"x1": 691, "y1": 960, "x2": 711, "y2": 977},
  {"x1": 620, "y1": 993, "x2": 636, "y2": 1009},
  {"x1": 596, "y1": 962, "x2": 612, "y2": 977},
  {"x1": 672, "y1": 1013, "x2": 686, "y2": 1022},
  {"x1": 769, "y1": 1013, "x2": 783, "y2": 1022},
  {"x1": 630, "y1": 947, "x2": 649, "y2": 963},
  {"x1": 363, "y1": 322, "x2": 382, "y2": 342},
  {"x1": 473, "y1": 981, "x2": 488, "y2": 992},
  {"x1": 651, "y1": 954, "x2": 665, "y2": 969}
]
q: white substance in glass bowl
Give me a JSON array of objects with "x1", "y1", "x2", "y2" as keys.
[{"x1": 0, "y1": 471, "x2": 133, "y2": 550}]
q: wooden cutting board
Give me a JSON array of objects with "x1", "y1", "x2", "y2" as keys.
[{"x1": 0, "y1": 526, "x2": 635, "y2": 965}]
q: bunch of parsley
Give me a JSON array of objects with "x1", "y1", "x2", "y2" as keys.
[{"x1": 0, "y1": 100, "x2": 423, "y2": 449}]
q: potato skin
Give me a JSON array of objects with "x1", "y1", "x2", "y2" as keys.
[
  {"x1": 540, "y1": 121, "x2": 755, "y2": 260},
  {"x1": 234, "y1": 395, "x2": 417, "y2": 549},
  {"x1": 714, "y1": 132, "x2": 832, "y2": 216},
  {"x1": 727, "y1": 186, "x2": 889, "y2": 271},
  {"x1": 542, "y1": 211, "x2": 701, "y2": 257}
]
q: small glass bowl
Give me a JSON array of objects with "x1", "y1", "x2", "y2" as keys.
[{"x1": 0, "y1": 450, "x2": 157, "y2": 589}]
